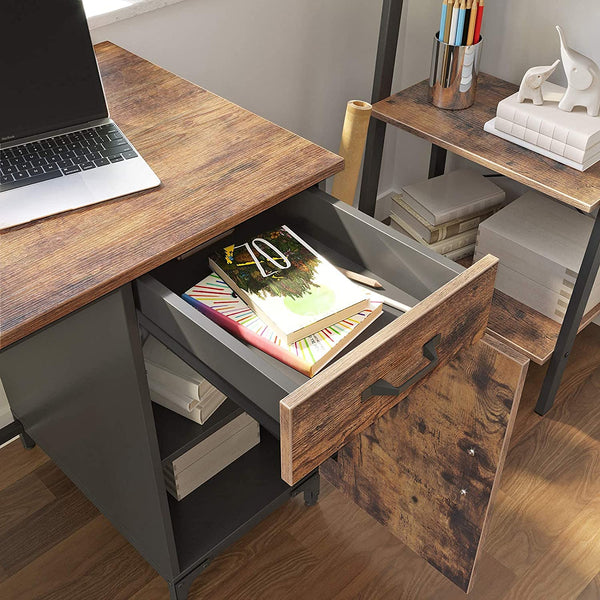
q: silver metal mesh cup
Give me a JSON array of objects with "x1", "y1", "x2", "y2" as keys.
[{"x1": 429, "y1": 33, "x2": 483, "y2": 109}]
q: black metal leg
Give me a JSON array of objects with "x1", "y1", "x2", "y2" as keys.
[
  {"x1": 0, "y1": 419, "x2": 33, "y2": 448},
  {"x1": 358, "y1": 0, "x2": 405, "y2": 216},
  {"x1": 168, "y1": 559, "x2": 211, "y2": 600},
  {"x1": 303, "y1": 472, "x2": 321, "y2": 506},
  {"x1": 20, "y1": 431, "x2": 35, "y2": 449},
  {"x1": 428, "y1": 145, "x2": 447, "y2": 178},
  {"x1": 536, "y1": 211, "x2": 600, "y2": 415}
]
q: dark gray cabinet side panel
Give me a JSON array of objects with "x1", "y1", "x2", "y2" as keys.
[{"x1": 0, "y1": 286, "x2": 179, "y2": 580}]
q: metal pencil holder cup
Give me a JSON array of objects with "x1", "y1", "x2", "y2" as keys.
[{"x1": 429, "y1": 33, "x2": 483, "y2": 109}]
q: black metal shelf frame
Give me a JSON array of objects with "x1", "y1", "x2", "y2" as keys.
[{"x1": 357, "y1": 0, "x2": 600, "y2": 415}]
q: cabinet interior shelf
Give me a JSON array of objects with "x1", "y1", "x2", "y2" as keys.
[{"x1": 152, "y1": 401, "x2": 291, "y2": 574}]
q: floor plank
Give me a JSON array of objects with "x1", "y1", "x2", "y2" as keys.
[
  {"x1": 0, "y1": 326, "x2": 599, "y2": 599},
  {"x1": 578, "y1": 574, "x2": 600, "y2": 600},
  {"x1": 0, "y1": 517, "x2": 155, "y2": 600}
]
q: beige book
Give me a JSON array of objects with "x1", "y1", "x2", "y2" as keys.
[
  {"x1": 389, "y1": 213, "x2": 477, "y2": 253},
  {"x1": 401, "y1": 168, "x2": 505, "y2": 225},
  {"x1": 476, "y1": 191, "x2": 600, "y2": 292},
  {"x1": 474, "y1": 252, "x2": 600, "y2": 323},
  {"x1": 391, "y1": 193, "x2": 503, "y2": 244},
  {"x1": 164, "y1": 415, "x2": 260, "y2": 500}
]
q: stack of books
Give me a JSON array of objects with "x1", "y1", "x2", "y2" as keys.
[
  {"x1": 389, "y1": 168, "x2": 507, "y2": 261},
  {"x1": 484, "y1": 82, "x2": 600, "y2": 171},
  {"x1": 162, "y1": 402, "x2": 260, "y2": 501},
  {"x1": 182, "y1": 225, "x2": 384, "y2": 377},
  {"x1": 143, "y1": 335, "x2": 226, "y2": 424},
  {"x1": 474, "y1": 191, "x2": 600, "y2": 323}
]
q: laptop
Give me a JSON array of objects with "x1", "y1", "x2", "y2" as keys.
[{"x1": 0, "y1": 0, "x2": 160, "y2": 230}]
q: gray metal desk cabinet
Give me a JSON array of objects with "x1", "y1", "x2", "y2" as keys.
[{"x1": 0, "y1": 189, "x2": 527, "y2": 597}]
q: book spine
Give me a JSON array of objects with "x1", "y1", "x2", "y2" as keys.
[
  {"x1": 145, "y1": 361, "x2": 200, "y2": 404},
  {"x1": 165, "y1": 420, "x2": 260, "y2": 500},
  {"x1": 182, "y1": 294, "x2": 311, "y2": 376},
  {"x1": 443, "y1": 243, "x2": 476, "y2": 261},
  {"x1": 429, "y1": 229, "x2": 478, "y2": 253},
  {"x1": 148, "y1": 388, "x2": 204, "y2": 422},
  {"x1": 496, "y1": 103, "x2": 594, "y2": 152},
  {"x1": 394, "y1": 194, "x2": 500, "y2": 243},
  {"x1": 172, "y1": 412, "x2": 257, "y2": 473},
  {"x1": 484, "y1": 119, "x2": 589, "y2": 171}
]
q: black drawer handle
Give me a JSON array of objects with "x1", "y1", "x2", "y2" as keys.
[{"x1": 361, "y1": 334, "x2": 441, "y2": 402}]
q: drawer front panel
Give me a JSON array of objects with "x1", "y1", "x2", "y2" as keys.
[
  {"x1": 280, "y1": 255, "x2": 498, "y2": 485},
  {"x1": 321, "y1": 334, "x2": 529, "y2": 592}
]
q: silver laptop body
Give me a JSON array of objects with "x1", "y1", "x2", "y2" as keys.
[{"x1": 0, "y1": 0, "x2": 160, "y2": 230}]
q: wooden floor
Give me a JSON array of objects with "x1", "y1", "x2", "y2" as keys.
[{"x1": 1, "y1": 327, "x2": 600, "y2": 600}]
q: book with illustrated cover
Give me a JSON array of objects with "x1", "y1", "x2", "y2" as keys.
[
  {"x1": 183, "y1": 273, "x2": 382, "y2": 377},
  {"x1": 208, "y1": 225, "x2": 369, "y2": 344}
]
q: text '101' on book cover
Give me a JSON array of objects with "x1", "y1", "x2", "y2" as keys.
[
  {"x1": 183, "y1": 274, "x2": 382, "y2": 377},
  {"x1": 208, "y1": 225, "x2": 370, "y2": 345}
]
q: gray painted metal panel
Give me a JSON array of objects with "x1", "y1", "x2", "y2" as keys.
[{"x1": 0, "y1": 286, "x2": 179, "y2": 579}]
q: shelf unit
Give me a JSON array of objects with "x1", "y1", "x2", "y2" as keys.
[{"x1": 358, "y1": 0, "x2": 600, "y2": 414}]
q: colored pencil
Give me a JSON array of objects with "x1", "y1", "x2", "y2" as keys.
[
  {"x1": 448, "y1": 0, "x2": 460, "y2": 46},
  {"x1": 466, "y1": 0, "x2": 478, "y2": 45},
  {"x1": 473, "y1": 0, "x2": 484, "y2": 43},
  {"x1": 455, "y1": 0, "x2": 467, "y2": 46},
  {"x1": 443, "y1": 0, "x2": 453, "y2": 42},
  {"x1": 439, "y1": 0, "x2": 449, "y2": 42},
  {"x1": 462, "y1": 0, "x2": 473, "y2": 45},
  {"x1": 338, "y1": 268, "x2": 383, "y2": 290}
]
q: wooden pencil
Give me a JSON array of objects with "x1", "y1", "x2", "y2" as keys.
[
  {"x1": 439, "y1": 0, "x2": 449, "y2": 41},
  {"x1": 462, "y1": 0, "x2": 473, "y2": 45},
  {"x1": 448, "y1": 0, "x2": 460, "y2": 46},
  {"x1": 443, "y1": 0, "x2": 453, "y2": 43},
  {"x1": 466, "y1": 0, "x2": 478, "y2": 45},
  {"x1": 455, "y1": 0, "x2": 467, "y2": 46},
  {"x1": 473, "y1": 0, "x2": 484, "y2": 43}
]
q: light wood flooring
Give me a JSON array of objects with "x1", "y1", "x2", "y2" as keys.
[{"x1": 1, "y1": 325, "x2": 599, "y2": 599}]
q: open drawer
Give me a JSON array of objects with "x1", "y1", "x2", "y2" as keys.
[{"x1": 135, "y1": 187, "x2": 498, "y2": 487}]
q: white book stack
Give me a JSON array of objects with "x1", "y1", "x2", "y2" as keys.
[
  {"x1": 474, "y1": 191, "x2": 600, "y2": 323},
  {"x1": 388, "y1": 168, "x2": 506, "y2": 261},
  {"x1": 143, "y1": 335, "x2": 226, "y2": 424},
  {"x1": 162, "y1": 406, "x2": 260, "y2": 501},
  {"x1": 484, "y1": 82, "x2": 600, "y2": 171}
]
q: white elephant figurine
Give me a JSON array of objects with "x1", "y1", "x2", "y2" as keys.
[
  {"x1": 557, "y1": 25, "x2": 600, "y2": 117},
  {"x1": 518, "y1": 60, "x2": 560, "y2": 105}
]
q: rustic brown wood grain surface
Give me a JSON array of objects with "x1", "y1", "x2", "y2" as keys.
[
  {"x1": 372, "y1": 73, "x2": 600, "y2": 213},
  {"x1": 0, "y1": 42, "x2": 343, "y2": 350},
  {"x1": 280, "y1": 254, "x2": 498, "y2": 486},
  {"x1": 487, "y1": 289, "x2": 600, "y2": 365},
  {"x1": 455, "y1": 256, "x2": 600, "y2": 365},
  {"x1": 321, "y1": 334, "x2": 529, "y2": 593}
]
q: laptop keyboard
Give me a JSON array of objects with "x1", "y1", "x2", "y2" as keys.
[{"x1": 0, "y1": 123, "x2": 138, "y2": 193}]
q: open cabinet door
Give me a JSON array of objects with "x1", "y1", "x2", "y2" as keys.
[{"x1": 321, "y1": 334, "x2": 529, "y2": 592}]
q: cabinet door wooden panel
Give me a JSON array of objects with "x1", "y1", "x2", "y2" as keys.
[
  {"x1": 321, "y1": 334, "x2": 528, "y2": 592},
  {"x1": 281, "y1": 256, "x2": 498, "y2": 485}
]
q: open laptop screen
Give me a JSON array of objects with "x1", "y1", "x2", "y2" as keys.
[{"x1": 0, "y1": 0, "x2": 108, "y2": 143}]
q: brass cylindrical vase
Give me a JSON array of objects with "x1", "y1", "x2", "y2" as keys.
[{"x1": 429, "y1": 33, "x2": 483, "y2": 110}]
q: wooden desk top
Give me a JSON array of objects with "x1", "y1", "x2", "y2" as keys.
[
  {"x1": 372, "y1": 73, "x2": 600, "y2": 213},
  {"x1": 0, "y1": 43, "x2": 343, "y2": 350}
]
